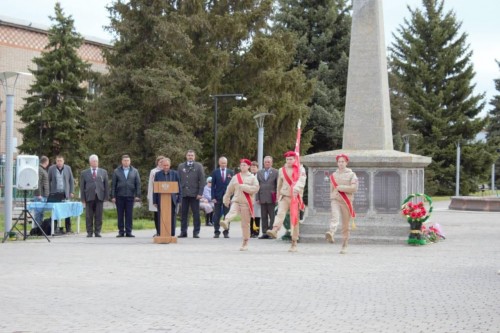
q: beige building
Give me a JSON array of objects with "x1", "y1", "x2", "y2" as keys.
[{"x1": 0, "y1": 15, "x2": 109, "y2": 159}]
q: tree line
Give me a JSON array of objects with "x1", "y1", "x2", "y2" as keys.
[{"x1": 17, "y1": 0, "x2": 500, "y2": 195}]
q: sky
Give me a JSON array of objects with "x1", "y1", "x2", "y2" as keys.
[{"x1": 1, "y1": 0, "x2": 499, "y2": 115}]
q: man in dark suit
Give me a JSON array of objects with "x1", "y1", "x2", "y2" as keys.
[
  {"x1": 211, "y1": 156, "x2": 234, "y2": 238},
  {"x1": 256, "y1": 156, "x2": 278, "y2": 238},
  {"x1": 177, "y1": 150, "x2": 205, "y2": 238},
  {"x1": 153, "y1": 158, "x2": 181, "y2": 236},
  {"x1": 48, "y1": 155, "x2": 75, "y2": 233},
  {"x1": 111, "y1": 154, "x2": 141, "y2": 237},
  {"x1": 80, "y1": 154, "x2": 109, "y2": 237}
]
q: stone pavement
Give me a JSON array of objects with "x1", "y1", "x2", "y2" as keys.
[{"x1": 1, "y1": 201, "x2": 499, "y2": 333}]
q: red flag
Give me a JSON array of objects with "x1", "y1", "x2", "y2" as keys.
[{"x1": 290, "y1": 120, "x2": 303, "y2": 227}]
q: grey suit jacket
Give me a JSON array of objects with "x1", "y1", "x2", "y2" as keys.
[
  {"x1": 256, "y1": 167, "x2": 278, "y2": 203},
  {"x1": 34, "y1": 166, "x2": 49, "y2": 197},
  {"x1": 177, "y1": 161, "x2": 205, "y2": 197},
  {"x1": 80, "y1": 168, "x2": 109, "y2": 202},
  {"x1": 47, "y1": 164, "x2": 75, "y2": 198}
]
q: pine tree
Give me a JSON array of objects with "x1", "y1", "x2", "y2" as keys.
[
  {"x1": 182, "y1": 0, "x2": 313, "y2": 167},
  {"x1": 388, "y1": 0, "x2": 493, "y2": 195},
  {"x1": 273, "y1": 0, "x2": 351, "y2": 153},
  {"x1": 92, "y1": 0, "x2": 313, "y2": 173},
  {"x1": 91, "y1": 1, "x2": 203, "y2": 173},
  {"x1": 17, "y1": 2, "x2": 90, "y2": 168}
]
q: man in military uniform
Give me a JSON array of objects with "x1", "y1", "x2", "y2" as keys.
[
  {"x1": 266, "y1": 151, "x2": 306, "y2": 252},
  {"x1": 325, "y1": 154, "x2": 358, "y2": 254},
  {"x1": 220, "y1": 159, "x2": 260, "y2": 251}
]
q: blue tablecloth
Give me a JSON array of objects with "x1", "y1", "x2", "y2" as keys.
[
  {"x1": 28, "y1": 201, "x2": 84, "y2": 235},
  {"x1": 28, "y1": 201, "x2": 83, "y2": 220}
]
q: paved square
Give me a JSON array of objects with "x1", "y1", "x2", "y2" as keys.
[{"x1": 1, "y1": 202, "x2": 499, "y2": 332}]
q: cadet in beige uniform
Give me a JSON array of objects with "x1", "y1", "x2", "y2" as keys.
[
  {"x1": 220, "y1": 159, "x2": 260, "y2": 251},
  {"x1": 325, "y1": 154, "x2": 358, "y2": 254},
  {"x1": 266, "y1": 151, "x2": 307, "y2": 252}
]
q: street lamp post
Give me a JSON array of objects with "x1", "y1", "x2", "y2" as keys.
[
  {"x1": 210, "y1": 93, "x2": 247, "y2": 170},
  {"x1": 402, "y1": 134, "x2": 417, "y2": 153},
  {"x1": 253, "y1": 113, "x2": 274, "y2": 169},
  {"x1": 1, "y1": 71, "x2": 31, "y2": 238},
  {"x1": 455, "y1": 141, "x2": 461, "y2": 196}
]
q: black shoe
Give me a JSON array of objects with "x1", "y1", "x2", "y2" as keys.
[
  {"x1": 125, "y1": 234, "x2": 135, "y2": 237},
  {"x1": 116, "y1": 234, "x2": 125, "y2": 238},
  {"x1": 193, "y1": 234, "x2": 200, "y2": 238},
  {"x1": 251, "y1": 234, "x2": 258, "y2": 238},
  {"x1": 178, "y1": 234, "x2": 187, "y2": 238},
  {"x1": 87, "y1": 233, "x2": 93, "y2": 238},
  {"x1": 95, "y1": 233, "x2": 102, "y2": 238},
  {"x1": 258, "y1": 234, "x2": 270, "y2": 239},
  {"x1": 214, "y1": 233, "x2": 220, "y2": 238},
  {"x1": 223, "y1": 230, "x2": 229, "y2": 238},
  {"x1": 205, "y1": 222, "x2": 213, "y2": 226}
]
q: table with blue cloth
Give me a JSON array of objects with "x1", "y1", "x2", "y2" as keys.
[{"x1": 28, "y1": 201, "x2": 84, "y2": 236}]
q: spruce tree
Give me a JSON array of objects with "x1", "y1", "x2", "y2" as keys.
[
  {"x1": 389, "y1": 0, "x2": 493, "y2": 195},
  {"x1": 93, "y1": 0, "x2": 313, "y2": 173},
  {"x1": 92, "y1": 1, "x2": 203, "y2": 173},
  {"x1": 273, "y1": 0, "x2": 351, "y2": 153},
  {"x1": 17, "y1": 2, "x2": 90, "y2": 168}
]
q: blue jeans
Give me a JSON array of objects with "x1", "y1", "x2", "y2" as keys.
[{"x1": 33, "y1": 196, "x2": 47, "y2": 226}]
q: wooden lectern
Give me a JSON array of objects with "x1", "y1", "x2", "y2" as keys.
[{"x1": 153, "y1": 181, "x2": 179, "y2": 244}]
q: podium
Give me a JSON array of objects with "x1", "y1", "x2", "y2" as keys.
[{"x1": 153, "y1": 181, "x2": 179, "y2": 244}]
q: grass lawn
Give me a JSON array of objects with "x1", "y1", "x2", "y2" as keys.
[{"x1": 0, "y1": 208, "x2": 155, "y2": 235}]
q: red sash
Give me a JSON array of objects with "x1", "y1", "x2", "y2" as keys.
[
  {"x1": 237, "y1": 173, "x2": 254, "y2": 218},
  {"x1": 282, "y1": 168, "x2": 304, "y2": 226},
  {"x1": 330, "y1": 174, "x2": 356, "y2": 218}
]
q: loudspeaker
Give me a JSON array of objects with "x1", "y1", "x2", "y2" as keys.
[{"x1": 17, "y1": 155, "x2": 39, "y2": 190}]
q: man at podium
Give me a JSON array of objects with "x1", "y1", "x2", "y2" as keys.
[{"x1": 153, "y1": 157, "x2": 181, "y2": 236}]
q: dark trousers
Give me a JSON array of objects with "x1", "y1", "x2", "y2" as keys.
[
  {"x1": 260, "y1": 202, "x2": 276, "y2": 234},
  {"x1": 116, "y1": 196, "x2": 134, "y2": 235},
  {"x1": 154, "y1": 211, "x2": 160, "y2": 235},
  {"x1": 86, "y1": 196, "x2": 104, "y2": 234},
  {"x1": 157, "y1": 203, "x2": 177, "y2": 236},
  {"x1": 54, "y1": 217, "x2": 71, "y2": 232},
  {"x1": 212, "y1": 200, "x2": 230, "y2": 235},
  {"x1": 180, "y1": 196, "x2": 201, "y2": 236}
]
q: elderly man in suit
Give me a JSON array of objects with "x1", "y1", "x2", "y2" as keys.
[
  {"x1": 153, "y1": 157, "x2": 181, "y2": 236},
  {"x1": 48, "y1": 155, "x2": 75, "y2": 233},
  {"x1": 177, "y1": 150, "x2": 205, "y2": 238},
  {"x1": 210, "y1": 156, "x2": 234, "y2": 238},
  {"x1": 256, "y1": 156, "x2": 278, "y2": 239},
  {"x1": 111, "y1": 154, "x2": 141, "y2": 238},
  {"x1": 80, "y1": 154, "x2": 109, "y2": 238}
]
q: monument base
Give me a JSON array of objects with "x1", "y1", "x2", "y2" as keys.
[
  {"x1": 449, "y1": 196, "x2": 500, "y2": 212},
  {"x1": 153, "y1": 236, "x2": 177, "y2": 244},
  {"x1": 301, "y1": 150, "x2": 431, "y2": 244}
]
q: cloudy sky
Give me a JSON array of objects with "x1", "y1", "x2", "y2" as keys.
[{"x1": 1, "y1": 0, "x2": 499, "y2": 115}]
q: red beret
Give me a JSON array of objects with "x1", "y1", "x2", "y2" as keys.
[
  {"x1": 240, "y1": 159, "x2": 252, "y2": 166},
  {"x1": 283, "y1": 151, "x2": 296, "y2": 158},
  {"x1": 336, "y1": 154, "x2": 349, "y2": 162}
]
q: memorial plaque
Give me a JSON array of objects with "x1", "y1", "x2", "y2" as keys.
[
  {"x1": 374, "y1": 171, "x2": 400, "y2": 213},
  {"x1": 313, "y1": 169, "x2": 334, "y2": 212},
  {"x1": 353, "y1": 171, "x2": 369, "y2": 213}
]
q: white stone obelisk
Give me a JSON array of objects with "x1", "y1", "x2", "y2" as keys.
[
  {"x1": 301, "y1": 0, "x2": 431, "y2": 243},
  {"x1": 343, "y1": 0, "x2": 393, "y2": 150}
]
